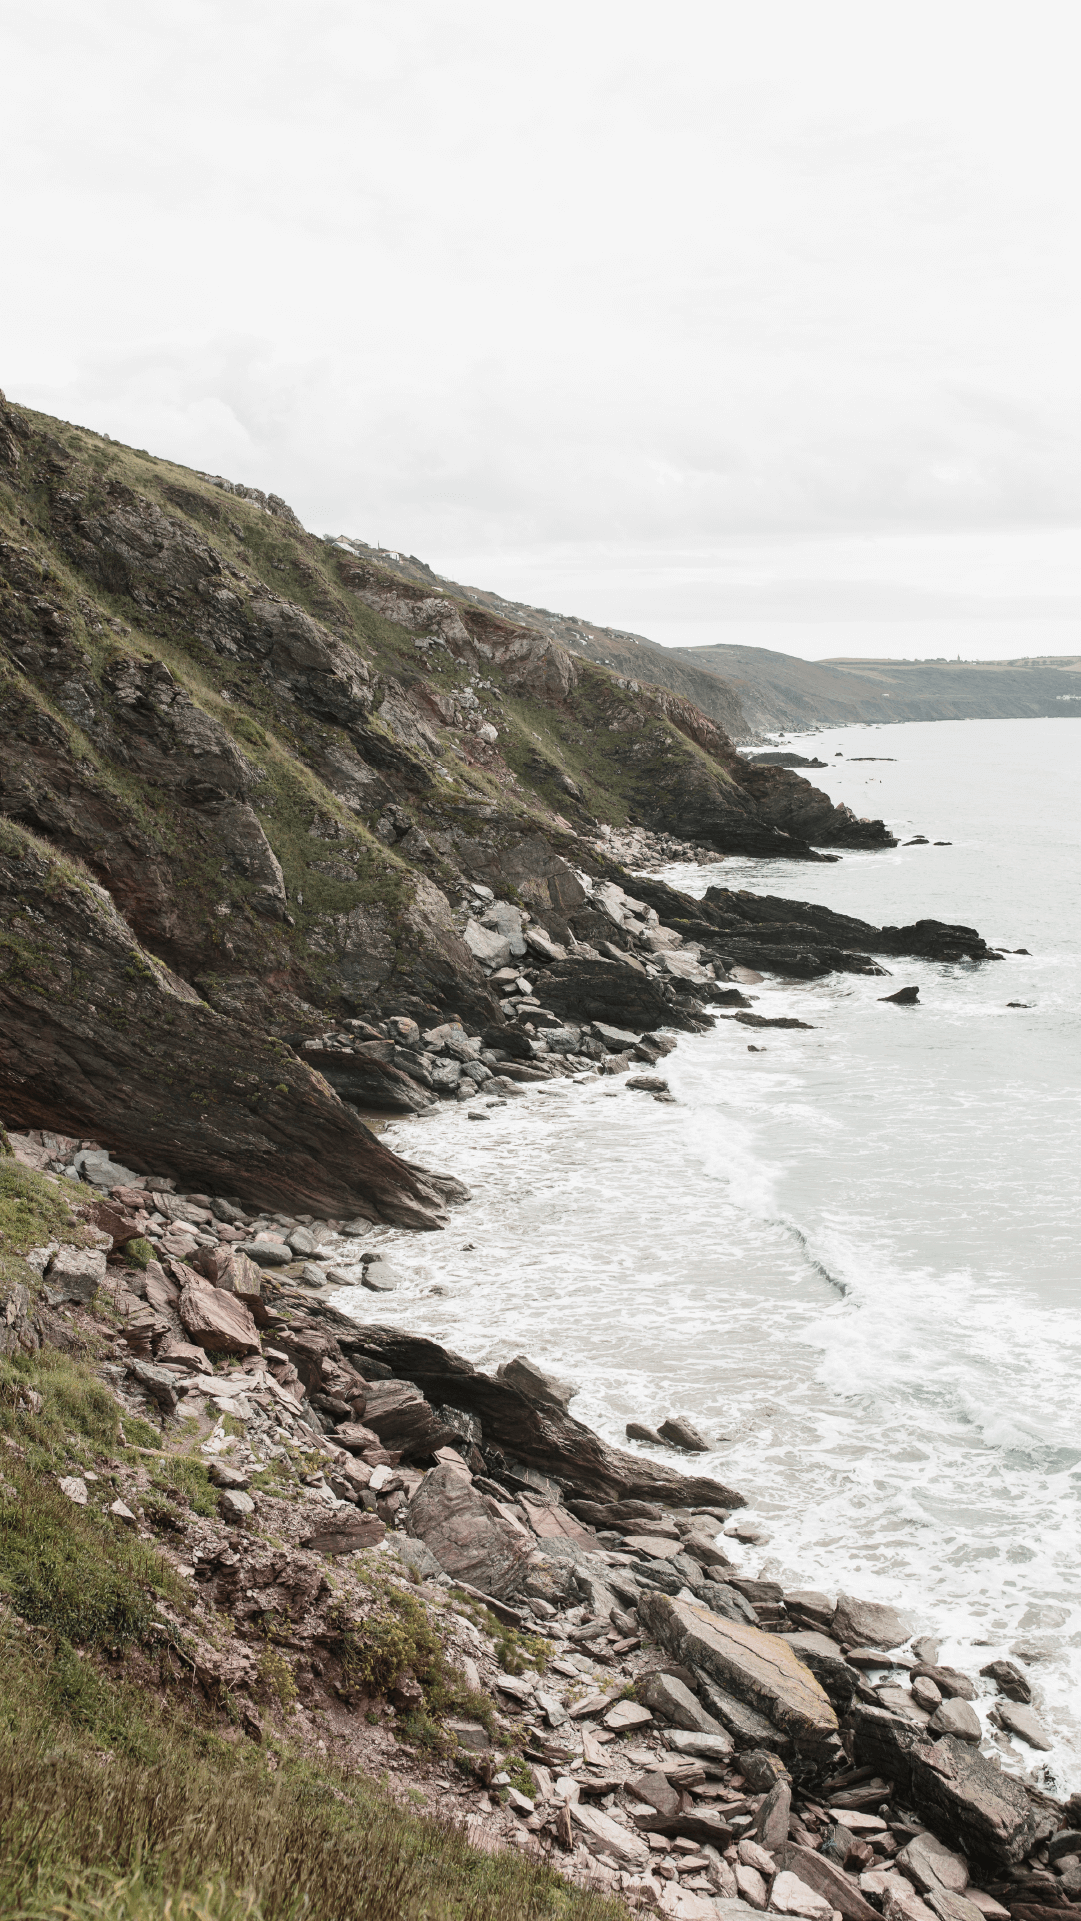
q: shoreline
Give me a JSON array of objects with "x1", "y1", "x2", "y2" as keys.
[{"x1": 5, "y1": 841, "x2": 1077, "y2": 1915}]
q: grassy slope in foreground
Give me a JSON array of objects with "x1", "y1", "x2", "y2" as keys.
[{"x1": 0, "y1": 1150, "x2": 624, "y2": 1921}]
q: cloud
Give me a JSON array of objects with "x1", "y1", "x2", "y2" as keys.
[{"x1": 4, "y1": 0, "x2": 1080, "y2": 656}]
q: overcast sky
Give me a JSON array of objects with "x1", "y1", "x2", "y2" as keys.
[{"x1": 5, "y1": 1, "x2": 1080, "y2": 660}]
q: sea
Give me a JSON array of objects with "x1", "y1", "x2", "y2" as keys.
[{"x1": 334, "y1": 716, "x2": 1081, "y2": 1789}]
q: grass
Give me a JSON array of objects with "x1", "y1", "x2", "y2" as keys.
[
  {"x1": 0, "y1": 1158, "x2": 82, "y2": 1260},
  {"x1": 0, "y1": 1611, "x2": 627, "y2": 1921},
  {"x1": 0, "y1": 1329, "x2": 631, "y2": 1918}
]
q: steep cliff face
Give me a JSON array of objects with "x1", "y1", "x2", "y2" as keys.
[{"x1": 0, "y1": 390, "x2": 893, "y2": 1208}]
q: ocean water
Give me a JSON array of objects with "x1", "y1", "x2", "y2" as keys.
[{"x1": 335, "y1": 716, "x2": 1081, "y2": 1787}]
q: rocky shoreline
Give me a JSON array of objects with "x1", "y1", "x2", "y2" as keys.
[{"x1": 4, "y1": 854, "x2": 1074, "y2": 1921}]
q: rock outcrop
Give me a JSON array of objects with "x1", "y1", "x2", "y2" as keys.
[{"x1": 0, "y1": 823, "x2": 447, "y2": 1224}]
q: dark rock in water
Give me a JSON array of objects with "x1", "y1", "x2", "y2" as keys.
[
  {"x1": 912, "y1": 1664, "x2": 977, "y2": 1701},
  {"x1": 693, "y1": 883, "x2": 1000, "y2": 976},
  {"x1": 928, "y1": 1698, "x2": 981, "y2": 1743},
  {"x1": 592, "y1": 1020, "x2": 642, "y2": 1051},
  {"x1": 734, "y1": 1010, "x2": 815, "y2": 1030},
  {"x1": 537, "y1": 958, "x2": 710, "y2": 1033},
  {"x1": 312, "y1": 1313, "x2": 745, "y2": 1508},
  {"x1": 905, "y1": 835, "x2": 930, "y2": 845},
  {"x1": 360, "y1": 1256, "x2": 402, "y2": 1292},
  {"x1": 833, "y1": 1593, "x2": 915, "y2": 1649},
  {"x1": 496, "y1": 1354, "x2": 577, "y2": 1412},
  {"x1": 1006, "y1": 1002, "x2": 1032, "y2": 1008},
  {"x1": 659, "y1": 1415, "x2": 712, "y2": 1452},
  {"x1": 880, "y1": 985, "x2": 920, "y2": 1004},
  {"x1": 747, "y1": 752, "x2": 827, "y2": 769},
  {"x1": 712, "y1": 988, "x2": 753, "y2": 1006},
  {"x1": 626, "y1": 1420, "x2": 665, "y2": 1445},
  {"x1": 850, "y1": 1703, "x2": 1036, "y2": 1867},
  {"x1": 979, "y1": 1658, "x2": 1031, "y2": 1703},
  {"x1": 626, "y1": 1074, "x2": 669, "y2": 1093},
  {"x1": 989, "y1": 1700, "x2": 1052, "y2": 1750}
]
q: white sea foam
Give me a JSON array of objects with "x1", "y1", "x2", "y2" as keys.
[{"x1": 336, "y1": 717, "x2": 1081, "y2": 1789}]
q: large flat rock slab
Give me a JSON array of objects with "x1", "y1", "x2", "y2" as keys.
[
  {"x1": 850, "y1": 1705, "x2": 1035, "y2": 1869},
  {"x1": 637, "y1": 1591, "x2": 838, "y2": 1759}
]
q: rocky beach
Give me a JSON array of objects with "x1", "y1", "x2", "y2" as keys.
[
  {"x1": 1, "y1": 393, "x2": 1078, "y2": 1920},
  {"x1": 3, "y1": 854, "x2": 1072, "y2": 1919}
]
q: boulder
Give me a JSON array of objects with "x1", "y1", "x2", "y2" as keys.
[
  {"x1": 659, "y1": 1415, "x2": 712, "y2": 1452},
  {"x1": 193, "y1": 1245, "x2": 265, "y2": 1317},
  {"x1": 329, "y1": 1320, "x2": 745, "y2": 1510},
  {"x1": 768, "y1": 1871, "x2": 833, "y2": 1919},
  {"x1": 638, "y1": 1670, "x2": 723, "y2": 1734},
  {"x1": 897, "y1": 1834, "x2": 970, "y2": 1895},
  {"x1": 603, "y1": 1698, "x2": 654, "y2": 1732},
  {"x1": 333, "y1": 1422, "x2": 393, "y2": 1462},
  {"x1": 925, "y1": 1898, "x2": 986, "y2": 1921},
  {"x1": 301, "y1": 1513, "x2": 387, "y2": 1555},
  {"x1": 127, "y1": 1361, "x2": 179, "y2": 1411},
  {"x1": 406, "y1": 1461, "x2": 532, "y2": 1599},
  {"x1": 698, "y1": 1583, "x2": 760, "y2": 1629},
  {"x1": 45, "y1": 1245, "x2": 107, "y2": 1302},
  {"x1": 913, "y1": 1666, "x2": 978, "y2": 1702},
  {"x1": 735, "y1": 1864, "x2": 769, "y2": 1909},
  {"x1": 178, "y1": 1278, "x2": 260, "y2": 1355},
  {"x1": 660, "y1": 1730, "x2": 736, "y2": 1767},
  {"x1": 694, "y1": 1669, "x2": 790, "y2": 1751},
  {"x1": 928, "y1": 1700, "x2": 981, "y2": 1744},
  {"x1": 464, "y1": 920, "x2": 512, "y2": 969},
  {"x1": 978, "y1": 1660, "x2": 1030, "y2": 1704},
  {"x1": 360, "y1": 1257, "x2": 402, "y2": 1293},
  {"x1": 218, "y1": 1488, "x2": 255, "y2": 1523},
  {"x1": 782, "y1": 1630, "x2": 863, "y2": 1713},
  {"x1": 496, "y1": 1354, "x2": 578, "y2": 1412},
  {"x1": 682, "y1": 1530, "x2": 735, "y2": 1570},
  {"x1": 988, "y1": 1701, "x2": 1052, "y2": 1751},
  {"x1": 849, "y1": 1705, "x2": 1036, "y2": 1867},
  {"x1": 362, "y1": 1379, "x2": 457, "y2": 1458},
  {"x1": 882, "y1": 1881, "x2": 937, "y2": 1921},
  {"x1": 445, "y1": 1718, "x2": 490, "y2": 1751},
  {"x1": 624, "y1": 1533, "x2": 684, "y2": 1560},
  {"x1": 639, "y1": 1591, "x2": 838, "y2": 1760},
  {"x1": 569, "y1": 1802, "x2": 650, "y2": 1868},
  {"x1": 630, "y1": 1770, "x2": 682, "y2": 1819},
  {"x1": 592, "y1": 1021, "x2": 642, "y2": 1050},
  {"x1": 832, "y1": 1594, "x2": 916, "y2": 1651},
  {"x1": 773, "y1": 1846, "x2": 879, "y2": 1921},
  {"x1": 755, "y1": 1778, "x2": 793, "y2": 1853}
]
